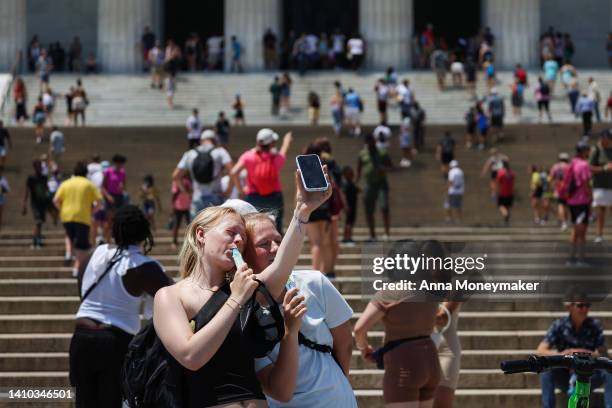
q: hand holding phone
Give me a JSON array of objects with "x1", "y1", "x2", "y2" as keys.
[{"x1": 296, "y1": 154, "x2": 329, "y2": 192}]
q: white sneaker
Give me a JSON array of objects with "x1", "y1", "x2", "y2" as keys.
[
  {"x1": 561, "y1": 223, "x2": 568, "y2": 232},
  {"x1": 594, "y1": 236, "x2": 604, "y2": 244},
  {"x1": 399, "y1": 158, "x2": 412, "y2": 168}
]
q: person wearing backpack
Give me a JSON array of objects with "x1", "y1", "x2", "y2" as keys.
[
  {"x1": 487, "y1": 88, "x2": 505, "y2": 142},
  {"x1": 589, "y1": 129, "x2": 612, "y2": 243},
  {"x1": 173, "y1": 129, "x2": 233, "y2": 218},
  {"x1": 230, "y1": 128, "x2": 292, "y2": 233},
  {"x1": 70, "y1": 205, "x2": 171, "y2": 408},
  {"x1": 151, "y1": 175, "x2": 332, "y2": 408},
  {"x1": 240, "y1": 211, "x2": 357, "y2": 408},
  {"x1": 562, "y1": 141, "x2": 593, "y2": 265}
]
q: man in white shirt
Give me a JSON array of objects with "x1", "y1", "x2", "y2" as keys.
[
  {"x1": 373, "y1": 121, "x2": 392, "y2": 150},
  {"x1": 347, "y1": 35, "x2": 364, "y2": 71},
  {"x1": 396, "y1": 79, "x2": 414, "y2": 120},
  {"x1": 173, "y1": 129, "x2": 233, "y2": 217},
  {"x1": 445, "y1": 160, "x2": 464, "y2": 223},
  {"x1": 185, "y1": 109, "x2": 203, "y2": 149}
]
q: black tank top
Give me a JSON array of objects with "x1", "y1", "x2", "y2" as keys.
[{"x1": 182, "y1": 285, "x2": 265, "y2": 407}]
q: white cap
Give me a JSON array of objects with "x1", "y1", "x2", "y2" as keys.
[
  {"x1": 220, "y1": 199, "x2": 258, "y2": 215},
  {"x1": 256, "y1": 128, "x2": 279, "y2": 145},
  {"x1": 449, "y1": 160, "x2": 459, "y2": 168},
  {"x1": 200, "y1": 129, "x2": 216, "y2": 141}
]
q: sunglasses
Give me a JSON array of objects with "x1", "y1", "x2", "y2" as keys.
[{"x1": 573, "y1": 302, "x2": 591, "y2": 309}]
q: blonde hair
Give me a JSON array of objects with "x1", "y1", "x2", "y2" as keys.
[
  {"x1": 244, "y1": 212, "x2": 276, "y2": 239},
  {"x1": 179, "y1": 206, "x2": 244, "y2": 278}
]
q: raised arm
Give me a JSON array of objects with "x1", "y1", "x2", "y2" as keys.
[
  {"x1": 258, "y1": 169, "x2": 332, "y2": 298},
  {"x1": 279, "y1": 132, "x2": 292, "y2": 157}
]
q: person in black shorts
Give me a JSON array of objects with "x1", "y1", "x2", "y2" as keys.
[
  {"x1": 437, "y1": 131, "x2": 456, "y2": 178},
  {"x1": 22, "y1": 160, "x2": 49, "y2": 248},
  {"x1": 341, "y1": 166, "x2": 359, "y2": 245}
]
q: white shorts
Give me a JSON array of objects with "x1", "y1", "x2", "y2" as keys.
[
  {"x1": 593, "y1": 188, "x2": 612, "y2": 207},
  {"x1": 346, "y1": 107, "x2": 360, "y2": 123}
]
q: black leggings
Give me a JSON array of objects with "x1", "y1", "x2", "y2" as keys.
[{"x1": 69, "y1": 327, "x2": 133, "y2": 408}]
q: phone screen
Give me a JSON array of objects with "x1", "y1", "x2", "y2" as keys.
[{"x1": 297, "y1": 154, "x2": 327, "y2": 190}]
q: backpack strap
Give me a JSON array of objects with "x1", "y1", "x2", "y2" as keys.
[
  {"x1": 191, "y1": 283, "x2": 230, "y2": 331},
  {"x1": 80, "y1": 254, "x2": 123, "y2": 302}
]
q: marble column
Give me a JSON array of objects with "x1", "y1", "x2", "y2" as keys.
[
  {"x1": 359, "y1": 0, "x2": 413, "y2": 70},
  {"x1": 484, "y1": 0, "x2": 540, "y2": 69},
  {"x1": 0, "y1": 0, "x2": 26, "y2": 71},
  {"x1": 98, "y1": 0, "x2": 153, "y2": 72},
  {"x1": 224, "y1": 0, "x2": 281, "y2": 71}
]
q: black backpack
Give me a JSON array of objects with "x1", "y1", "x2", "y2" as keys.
[
  {"x1": 540, "y1": 83, "x2": 550, "y2": 97},
  {"x1": 121, "y1": 280, "x2": 284, "y2": 408},
  {"x1": 191, "y1": 147, "x2": 217, "y2": 184}
]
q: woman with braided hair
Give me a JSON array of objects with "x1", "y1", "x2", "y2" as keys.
[{"x1": 69, "y1": 205, "x2": 172, "y2": 408}]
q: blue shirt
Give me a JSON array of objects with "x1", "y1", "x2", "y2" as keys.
[
  {"x1": 543, "y1": 60, "x2": 559, "y2": 81},
  {"x1": 575, "y1": 97, "x2": 594, "y2": 113},
  {"x1": 344, "y1": 92, "x2": 360, "y2": 109},
  {"x1": 543, "y1": 316, "x2": 605, "y2": 352}
]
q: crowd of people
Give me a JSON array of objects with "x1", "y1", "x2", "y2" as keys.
[{"x1": 27, "y1": 35, "x2": 97, "y2": 74}]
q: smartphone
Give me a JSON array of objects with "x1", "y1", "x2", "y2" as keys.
[{"x1": 296, "y1": 154, "x2": 329, "y2": 192}]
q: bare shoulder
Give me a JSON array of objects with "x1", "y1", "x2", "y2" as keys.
[{"x1": 156, "y1": 279, "x2": 213, "y2": 320}]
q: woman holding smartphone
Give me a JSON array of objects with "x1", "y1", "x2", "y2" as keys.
[
  {"x1": 241, "y1": 210, "x2": 357, "y2": 407},
  {"x1": 153, "y1": 169, "x2": 331, "y2": 407}
]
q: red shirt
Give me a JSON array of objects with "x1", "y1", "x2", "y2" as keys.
[
  {"x1": 496, "y1": 168, "x2": 515, "y2": 197},
  {"x1": 240, "y1": 149, "x2": 286, "y2": 195},
  {"x1": 515, "y1": 68, "x2": 527, "y2": 84}
]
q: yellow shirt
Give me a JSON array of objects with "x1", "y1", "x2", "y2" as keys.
[{"x1": 54, "y1": 176, "x2": 102, "y2": 226}]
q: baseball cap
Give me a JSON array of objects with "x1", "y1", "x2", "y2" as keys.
[
  {"x1": 449, "y1": 160, "x2": 459, "y2": 168},
  {"x1": 558, "y1": 152, "x2": 570, "y2": 161},
  {"x1": 256, "y1": 128, "x2": 279, "y2": 145},
  {"x1": 220, "y1": 199, "x2": 258, "y2": 215},
  {"x1": 575, "y1": 140, "x2": 590, "y2": 153},
  {"x1": 200, "y1": 129, "x2": 216, "y2": 141}
]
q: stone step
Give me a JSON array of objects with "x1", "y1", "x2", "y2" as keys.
[
  {"x1": 1, "y1": 294, "x2": 611, "y2": 315},
  {"x1": 2, "y1": 330, "x2": 610, "y2": 353},
  {"x1": 4, "y1": 311, "x2": 612, "y2": 334}
]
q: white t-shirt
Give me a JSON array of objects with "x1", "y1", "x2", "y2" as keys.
[
  {"x1": 347, "y1": 38, "x2": 364, "y2": 55},
  {"x1": 448, "y1": 167, "x2": 465, "y2": 195},
  {"x1": 87, "y1": 162, "x2": 104, "y2": 190},
  {"x1": 254, "y1": 270, "x2": 356, "y2": 408},
  {"x1": 177, "y1": 143, "x2": 232, "y2": 197},
  {"x1": 50, "y1": 130, "x2": 65, "y2": 153},
  {"x1": 77, "y1": 244, "x2": 164, "y2": 335},
  {"x1": 305, "y1": 35, "x2": 318, "y2": 54},
  {"x1": 207, "y1": 36, "x2": 223, "y2": 54},
  {"x1": 397, "y1": 84, "x2": 413, "y2": 104},
  {"x1": 373, "y1": 125, "x2": 392, "y2": 150},
  {"x1": 42, "y1": 92, "x2": 54, "y2": 107},
  {"x1": 186, "y1": 115, "x2": 203, "y2": 140}
]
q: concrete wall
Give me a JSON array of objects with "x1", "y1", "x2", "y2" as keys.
[
  {"x1": 26, "y1": 0, "x2": 98, "y2": 62},
  {"x1": 540, "y1": 0, "x2": 610, "y2": 67}
]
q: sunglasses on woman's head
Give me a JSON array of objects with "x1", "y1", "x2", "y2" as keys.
[{"x1": 573, "y1": 302, "x2": 591, "y2": 309}]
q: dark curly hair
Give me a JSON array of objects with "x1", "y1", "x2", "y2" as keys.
[{"x1": 111, "y1": 205, "x2": 154, "y2": 257}]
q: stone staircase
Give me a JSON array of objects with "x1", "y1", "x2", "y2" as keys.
[
  {"x1": 3, "y1": 70, "x2": 612, "y2": 126},
  {"x1": 1, "y1": 226, "x2": 611, "y2": 408},
  {"x1": 0, "y1": 123, "x2": 611, "y2": 406}
]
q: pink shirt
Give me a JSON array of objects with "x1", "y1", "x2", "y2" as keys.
[
  {"x1": 172, "y1": 178, "x2": 192, "y2": 211},
  {"x1": 240, "y1": 149, "x2": 286, "y2": 195},
  {"x1": 549, "y1": 162, "x2": 568, "y2": 197},
  {"x1": 103, "y1": 167, "x2": 126, "y2": 195},
  {"x1": 567, "y1": 158, "x2": 592, "y2": 206}
]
